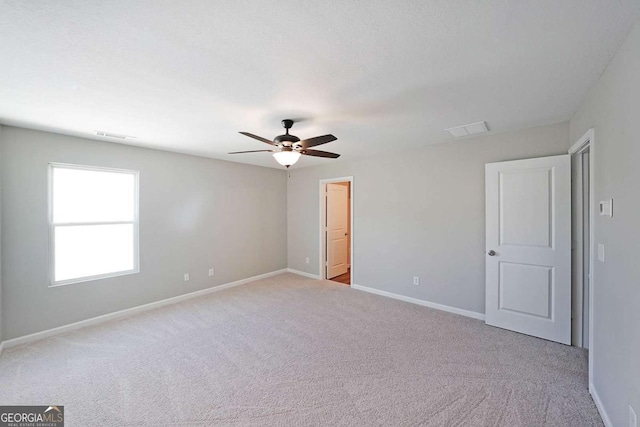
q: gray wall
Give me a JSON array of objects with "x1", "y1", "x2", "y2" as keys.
[
  {"x1": 0, "y1": 126, "x2": 287, "y2": 340},
  {"x1": 570, "y1": 22, "x2": 640, "y2": 426},
  {"x1": 288, "y1": 122, "x2": 569, "y2": 315}
]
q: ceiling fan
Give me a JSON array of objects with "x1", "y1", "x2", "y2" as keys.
[{"x1": 230, "y1": 119, "x2": 340, "y2": 168}]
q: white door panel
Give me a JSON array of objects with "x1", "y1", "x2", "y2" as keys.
[
  {"x1": 499, "y1": 168, "x2": 552, "y2": 247},
  {"x1": 486, "y1": 155, "x2": 571, "y2": 344},
  {"x1": 499, "y1": 262, "x2": 553, "y2": 319}
]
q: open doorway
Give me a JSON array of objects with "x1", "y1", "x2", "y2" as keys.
[
  {"x1": 319, "y1": 177, "x2": 353, "y2": 286},
  {"x1": 570, "y1": 130, "x2": 594, "y2": 355}
]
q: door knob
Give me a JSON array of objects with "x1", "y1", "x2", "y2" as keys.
[{"x1": 488, "y1": 250, "x2": 496, "y2": 256}]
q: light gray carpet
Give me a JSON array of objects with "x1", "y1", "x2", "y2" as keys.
[{"x1": 0, "y1": 273, "x2": 602, "y2": 426}]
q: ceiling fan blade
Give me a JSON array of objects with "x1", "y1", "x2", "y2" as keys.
[
  {"x1": 239, "y1": 132, "x2": 275, "y2": 145},
  {"x1": 228, "y1": 150, "x2": 275, "y2": 154},
  {"x1": 298, "y1": 134, "x2": 337, "y2": 148},
  {"x1": 301, "y1": 149, "x2": 340, "y2": 159}
]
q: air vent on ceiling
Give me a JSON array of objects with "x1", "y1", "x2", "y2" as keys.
[
  {"x1": 445, "y1": 121, "x2": 488, "y2": 137},
  {"x1": 95, "y1": 130, "x2": 137, "y2": 140}
]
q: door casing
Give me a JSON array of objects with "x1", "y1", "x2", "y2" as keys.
[{"x1": 569, "y1": 128, "x2": 595, "y2": 390}]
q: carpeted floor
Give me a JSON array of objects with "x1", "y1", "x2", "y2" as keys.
[{"x1": 0, "y1": 273, "x2": 602, "y2": 426}]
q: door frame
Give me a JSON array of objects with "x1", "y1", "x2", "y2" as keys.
[
  {"x1": 319, "y1": 176, "x2": 354, "y2": 284},
  {"x1": 569, "y1": 129, "x2": 595, "y2": 388}
]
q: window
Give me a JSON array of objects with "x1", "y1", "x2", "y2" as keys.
[{"x1": 49, "y1": 163, "x2": 139, "y2": 286}]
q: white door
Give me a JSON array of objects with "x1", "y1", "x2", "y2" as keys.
[
  {"x1": 485, "y1": 155, "x2": 571, "y2": 344},
  {"x1": 326, "y1": 183, "x2": 349, "y2": 279}
]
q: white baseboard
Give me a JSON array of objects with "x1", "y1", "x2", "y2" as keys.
[
  {"x1": 0, "y1": 268, "x2": 288, "y2": 351},
  {"x1": 590, "y1": 382, "x2": 613, "y2": 427},
  {"x1": 287, "y1": 268, "x2": 321, "y2": 280},
  {"x1": 351, "y1": 283, "x2": 486, "y2": 321}
]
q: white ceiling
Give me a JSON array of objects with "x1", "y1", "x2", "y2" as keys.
[{"x1": 1, "y1": 1, "x2": 639, "y2": 169}]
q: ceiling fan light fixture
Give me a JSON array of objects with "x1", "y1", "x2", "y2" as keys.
[
  {"x1": 273, "y1": 150, "x2": 301, "y2": 167},
  {"x1": 232, "y1": 119, "x2": 339, "y2": 166}
]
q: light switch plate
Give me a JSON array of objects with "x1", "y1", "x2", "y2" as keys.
[
  {"x1": 599, "y1": 199, "x2": 613, "y2": 217},
  {"x1": 597, "y1": 244, "x2": 605, "y2": 262}
]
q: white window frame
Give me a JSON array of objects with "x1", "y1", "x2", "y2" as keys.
[{"x1": 48, "y1": 162, "x2": 140, "y2": 287}]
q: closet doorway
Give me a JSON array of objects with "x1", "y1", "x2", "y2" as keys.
[{"x1": 319, "y1": 177, "x2": 353, "y2": 285}]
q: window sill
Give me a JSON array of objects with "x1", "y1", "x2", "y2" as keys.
[{"x1": 49, "y1": 268, "x2": 140, "y2": 287}]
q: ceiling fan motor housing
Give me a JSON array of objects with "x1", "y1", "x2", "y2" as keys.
[
  {"x1": 274, "y1": 133, "x2": 300, "y2": 146},
  {"x1": 274, "y1": 119, "x2": 299, "y2": 146}
]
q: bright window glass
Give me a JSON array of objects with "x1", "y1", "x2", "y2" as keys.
[
  {"x1": 50, "y1": 164, "x2": 139, "y2": 285},
  {"x1": 53, "y1": 168, "x2": 135, "y2": 223}
]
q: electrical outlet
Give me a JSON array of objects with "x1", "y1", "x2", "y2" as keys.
[
  {"x1": 630, "y1": 405, "x2": 637, "y2": 427},
  {"x1": 208, "y1": 268, "x2": 214, "y2": 277},
  {"x1": 305, "y1": 257, "x2": 310, "y2": 264},
  {"x1": 413, "y1": 276, "x2": 420, "y2": 286},
  {"x1": 598, "y1": 243, "x2": 605, "y2": 262},
  {"x1": 183, "y1": 273, "x2": 190, "y2": 282}
]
